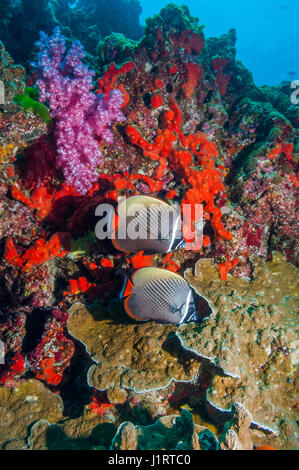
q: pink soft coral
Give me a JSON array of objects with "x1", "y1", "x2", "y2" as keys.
[{"x1": 33, "y1": 27, "x2": 125, "y2": 194}]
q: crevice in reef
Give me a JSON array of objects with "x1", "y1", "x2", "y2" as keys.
[
  {"x1": 58, "y1": 337, "x2": 95, "y2": 418},
  {"x1": 22, "y1": 308, "x2": 51, "y2": 354}
]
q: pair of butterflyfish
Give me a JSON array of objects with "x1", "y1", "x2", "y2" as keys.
[{"x1": 107, "y1": 195, "x2": 198, "y2": 324}]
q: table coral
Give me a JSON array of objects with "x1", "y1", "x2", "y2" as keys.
[
  {"x1": 27, "y1": 410, "x2": 118, "y2": 450},
  {"x1": 67, "y1": 302, "x2": 200, "y2": 403},
  {"x1": 0, "y1": 379, "x2": 63, "y2": 449},
  {"x1": 177, "y1": 252, "x2": 299, "y2": 448}
]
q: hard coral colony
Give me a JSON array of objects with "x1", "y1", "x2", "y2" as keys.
[{"x1": 0, "y1": 0, "x2": 298, "y2": 452}]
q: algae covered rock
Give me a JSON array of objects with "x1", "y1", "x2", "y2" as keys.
[{"x1": 0, "y1": 42, "x2": 47, "y2": 164}]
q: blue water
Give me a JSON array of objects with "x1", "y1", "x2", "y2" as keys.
[{"x1": 140, "y1": 0, "x2": 299, "y2": 86}]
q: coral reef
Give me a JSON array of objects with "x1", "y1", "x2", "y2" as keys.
[
  {"x1": 0, "y1": 2, "x2": 297, "y2": 451},
  {"x1": 27, "y1": 409, "x2": 118, "y2": 450},
  {"x1": 0, "y1": 43, "x2": 47, "y2": 165},
  {"x1": 0, "y1": 0, "x2": 143, "y2": 66},
  {"x1": 110, "y1": 405, "x2": 255, "y2": 450},
  {"x1": 218, "y1": 403, "x2": 253, "y2": 450},
  {"x1": 111, "y1": 409, "x2": 200, "y2": 450}
]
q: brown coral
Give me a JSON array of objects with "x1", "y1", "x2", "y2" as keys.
[
  {"x1": 177, "y1": 252, "x2": 298, "y2": 448},
  {"x1": 0, "y1": 379, "x2": 63, "y2": 449},
  {"x1": 67, "y1": 302, "x2": 200, "y2": 404}
]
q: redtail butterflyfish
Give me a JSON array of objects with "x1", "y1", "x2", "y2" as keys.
[
  {"x1": 121, "y1": 266, "x2": 198, "y2": 324},
  {"x1": 108, "y1": 195, "x2": 184, "y2": 254}
]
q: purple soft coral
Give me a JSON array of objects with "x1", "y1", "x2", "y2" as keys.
[{"x1": 32, "y1": 27, "x2": 125, "y2": 194}]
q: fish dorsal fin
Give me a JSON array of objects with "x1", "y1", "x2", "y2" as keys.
[
  {"x1": 117, "y1": 195, "x2": 172, "y2": 219},
  {"x1": 132, "y1": 266, "x2": 184, "y2": 287}
]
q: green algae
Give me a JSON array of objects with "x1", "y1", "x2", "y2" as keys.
[{"x1": 13, "y1": 87, "x2": 52, "y2": 125}]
